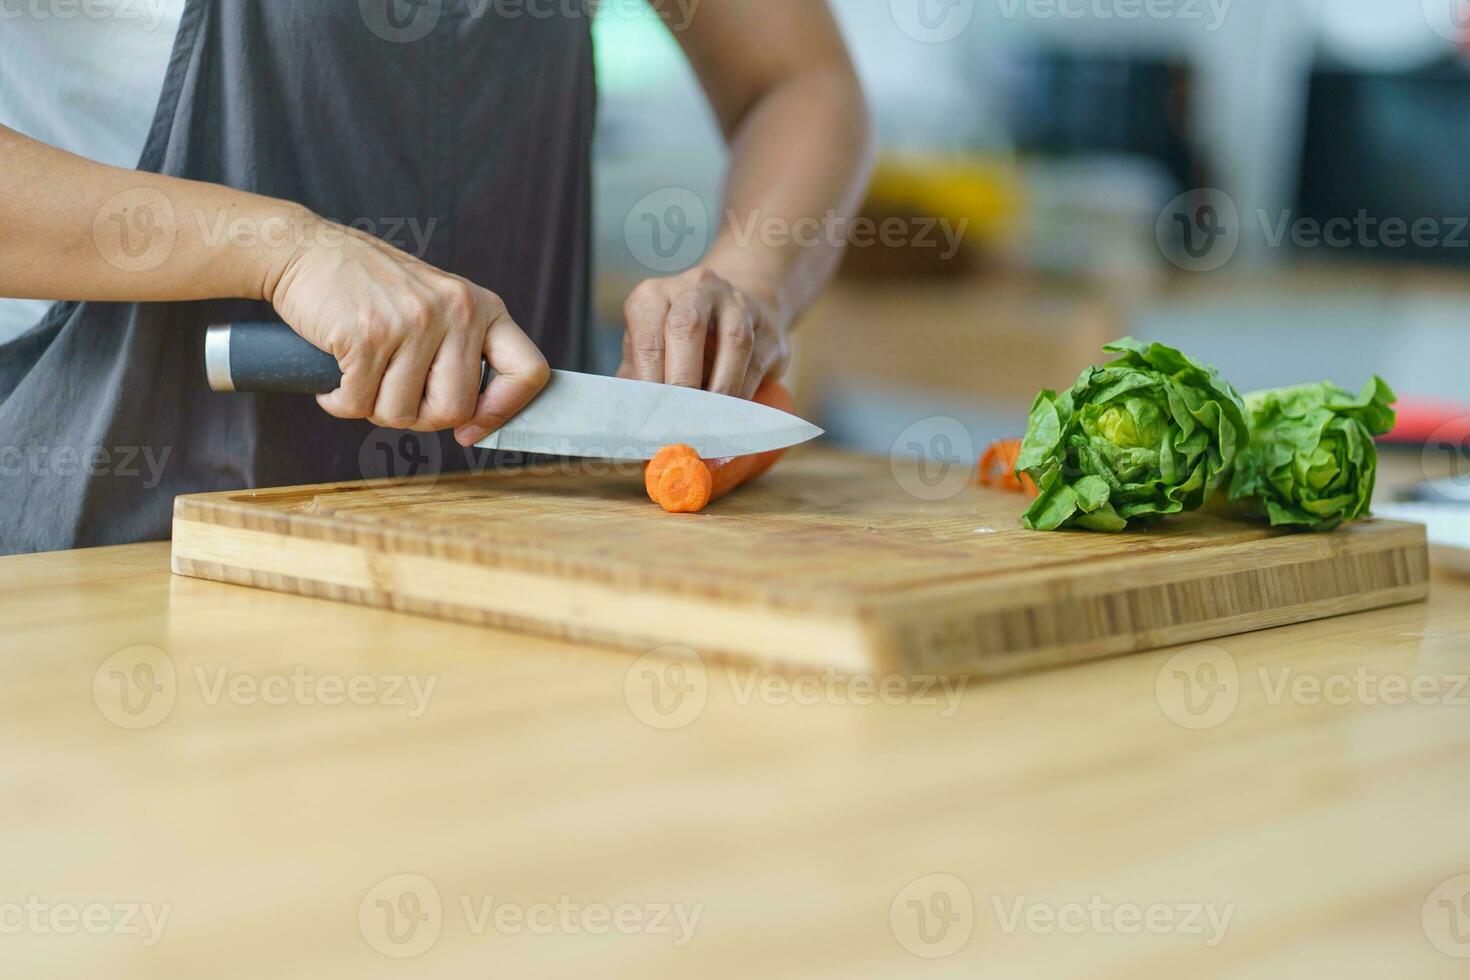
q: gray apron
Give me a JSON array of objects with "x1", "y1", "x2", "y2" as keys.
[{"x1": 0, "y1": 0, "x2": 595, "y2": 555}]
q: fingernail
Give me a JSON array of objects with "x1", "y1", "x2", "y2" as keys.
[{"x1": 456, "y1": 425, "x2": 488, "y2": 447}]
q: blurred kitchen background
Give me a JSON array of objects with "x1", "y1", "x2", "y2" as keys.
[{"x1": 590, "y1": 0, "x2": 1470, "y2": 459}]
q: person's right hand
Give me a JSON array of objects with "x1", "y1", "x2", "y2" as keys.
[{"x1": 268, "y1": 218, "x2": 549, "y2": 447}]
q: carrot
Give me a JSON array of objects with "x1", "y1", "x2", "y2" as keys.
[
  {"x1": 645, "y1": 444, "x2": 701, "y2": 503},
  {"x1": 978, "y1": 438, "x2": 1039, "y2": 497},
  {"x1": 644, "y1": 381, "x2": 797, "y2": 514},
  {"x1": 652, "y1": 454, "x2": 715, "y2": 513}
]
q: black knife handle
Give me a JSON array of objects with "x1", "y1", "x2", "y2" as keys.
[{"x1": 205, "y1": 322, "x2": 489, "y2": 395}]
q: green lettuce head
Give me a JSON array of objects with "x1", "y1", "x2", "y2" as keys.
[
  {"x1": 1228, "y1": 378, "x2": 1396, "y2": 532},
  {"x1": 1017, "y1": 338, "x2": 1248, "y2": 532}
]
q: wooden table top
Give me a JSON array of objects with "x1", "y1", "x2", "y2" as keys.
[{"x1": 4, "y1": 541, "x2": 1470, "y2": 978}]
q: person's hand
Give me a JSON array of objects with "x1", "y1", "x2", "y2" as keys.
[
  {"x1": 268, "y1": 218, "x2": 549, "y2": 447},
  {"x1": 617, "y1": 266, "x2": 790, "y2": 398}
]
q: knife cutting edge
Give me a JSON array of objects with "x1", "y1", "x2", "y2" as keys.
[{"x1": 203, "y1": 322, "x2": 823, "y2": 461}]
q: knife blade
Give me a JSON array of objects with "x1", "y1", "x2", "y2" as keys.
[{"x1": 204, "y1": 322, "x2": 823, "y2": 460}]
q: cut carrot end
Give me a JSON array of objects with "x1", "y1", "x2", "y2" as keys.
[
  {"x1": 645, "y1": 444, "x2": 701, "y2": 503},
  {"x1": 644, "y1": 381, "x2": 799, "y2": 513},
  {"x1": 654, "y1": 457, "x2": 713, "y2": 513}
]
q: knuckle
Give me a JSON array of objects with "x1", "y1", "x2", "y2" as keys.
[
  {"x1": 688, "y1": 266, "x2": 720, "y2": 286},
  {"x1": 478, "y1": 287, "x2": 506, "y2": 319},
  {"x1": 624, "y1": 280, "x2": 661, "y2": 313},
  {"x1": 719, "y1": 320, "x2": 755, "y2": 352},
  {"x1": 664, "y1": 304, "x2": 704, "y2": 341},
  {"x1": 440, "y1": 280, "x2": 478, "y2": 322},
  {"x1": 400, "y1": 296, "x2": 434, "y2": 333},
  {"x1": 353, "y1": 314, "x2": 392, "y2": 350}
]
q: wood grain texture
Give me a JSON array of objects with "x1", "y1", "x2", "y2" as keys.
[
  {"x1": 170, "y1": 448, "x2": 1430, "y2": 678},
  {"x1": 3, "y1": 542, "x2": 1470, "y2": 979}
]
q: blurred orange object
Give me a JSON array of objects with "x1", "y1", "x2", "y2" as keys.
[{"x1": 978, "y1": 439, "x2": 1038, "y2": 497}]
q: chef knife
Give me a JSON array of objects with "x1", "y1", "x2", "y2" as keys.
[{"x1": 204, "y1": 322, "x2": 822, "y2": 461}]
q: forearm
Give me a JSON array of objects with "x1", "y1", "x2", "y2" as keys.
[
  {"x1": 702, "y1": 64, "x2": 874, "y2": 330},
  {"x1": 0, "y1": 124, "x2": 303, "y2": 305}
]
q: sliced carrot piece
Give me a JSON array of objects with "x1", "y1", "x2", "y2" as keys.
[
  {"x1": 978, "y1": 438, "x2": 1038, "y2": 497},
  {"x1": 644, "y1": 381, "x2": 797, "y2": 514},
  {"x1": 654, "y1": 455, "x2": 714, "y2": 513},
  {"x1": 645, "y1": 444, "x2": 700, "y2": 503}
]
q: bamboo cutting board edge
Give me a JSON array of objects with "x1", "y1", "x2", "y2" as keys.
[
  {"x1": 169, "y1": 518, "x2": 882, "y2": 674},
  {"x1": 170, "y1": 454, "x2": 1432, "y2": 679}
]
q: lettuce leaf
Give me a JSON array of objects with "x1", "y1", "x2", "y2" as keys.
[
  {"x1": 1018, "y1": 338, "x2": 1249, "y2": 532},
  {"x1": 1228, "y1": 377, "x2": 1396, "y2": 531}
]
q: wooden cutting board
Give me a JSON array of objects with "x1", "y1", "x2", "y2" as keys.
[{"x1": 170, "y1": 447, "x2": 1430, "y2": 678}]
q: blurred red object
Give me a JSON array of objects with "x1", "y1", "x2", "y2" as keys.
[{"x1": 1382, "y1": 398, "x2": 1470, "y2": 445}]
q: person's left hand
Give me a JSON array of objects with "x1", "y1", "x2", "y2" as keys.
[{"x1": 617, "y1": 267, "x2": 790, "y2": 399}]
